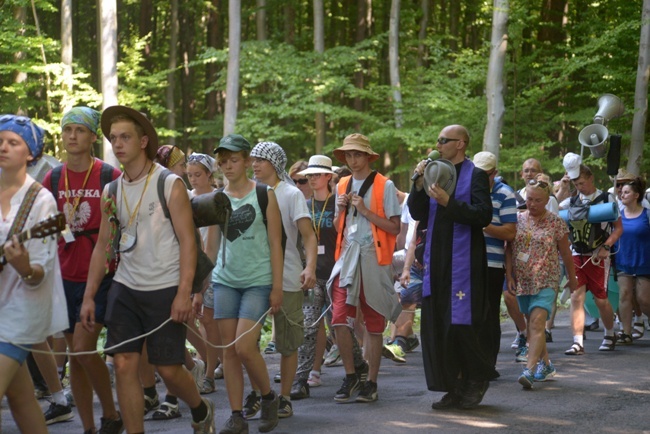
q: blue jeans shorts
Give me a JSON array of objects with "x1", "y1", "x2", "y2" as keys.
[
  {"x1": 203, "y1": 282, "x2": 216, "y2": 310},
  {"x1": 517, "y1": 287, "x2": 556, "y2": 318},
  {"x1": 212, "y1": 283, "x2": 271, "y2": 323},
  {"x1": 0, "y1": 342, "x2": 32, "y2": 364},
  {"x1": 399, "y1": 265, "x2": 423, "y2": 306},
  {"x1": 64, "y1": 273, "x2": 113, "y2": 333}
]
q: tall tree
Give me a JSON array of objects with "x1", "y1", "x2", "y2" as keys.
[
  {"x1": 205, "y1": 0, "x2": 223, "y2": 152},
  {"x1": 257, "y1": 0, "x2": 267, "y2": 40},
  {"x1": 99, "y1": 0, "x2": 119, "y2": 166},
  {"x1": 139, "y1": 0, "x2": 154, "y2": 71},
  {"x1": 389, "y1": 0, "x2": 408, "y2": 188},
  {"x1": 314, "y1": 0, "x2": 325, "y2": 154},
  {"x1": 167, "y1": 0, "x2": 179, "y2": 147},
  {"x1": 629, "y1": 0, "x2": 650, "y2": 175},
  {"x1": 61, "y1": 0, "x2": 73, "y2": 109},
  {"x1": 224, "y1": 0, "x2": 242, "y2": 135},
  {"x1": 483, "y1": 0, "x2": 508, "y2": 159},
  {"x1": 416, "y1": 0, "x2": 429, "y2": 68}
]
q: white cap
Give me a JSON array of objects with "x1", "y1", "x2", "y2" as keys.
[
  {"x1": 473, "y1": 151, "x2": 497, "y2": 171},
  {"x1": 563, "y1": 152, "x2": 582, "y2": 179}
]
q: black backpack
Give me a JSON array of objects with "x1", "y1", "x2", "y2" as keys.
[{"x1": 567, "y1": 191, "x2": 611, "y2": 254}]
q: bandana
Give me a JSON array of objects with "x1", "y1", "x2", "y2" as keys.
[
  {"x1": 250, "y1": 142, "x2": 288, "y2": 179},
  {"x1": 61, "y1": 107, "x2": 101, "y2": 135},
  {"x1": 188, "y1": 153, "x2": 216, "y2": 174},
  {"x1": 0, "y1": 114, "x2": 45, "y2": 167},
  {"x1": 156, "y1": 145, "x2": 186, "y2": 169}
]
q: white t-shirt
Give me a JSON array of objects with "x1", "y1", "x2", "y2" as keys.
[
  {"x1": 400, "y1": 193, "x2": 416, "y2": 248},
  {"x1": 274, "y1": 181, "x2": 312, "y2": 293}
]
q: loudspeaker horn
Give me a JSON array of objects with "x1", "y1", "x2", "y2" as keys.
[
  {"x1": 578, "y1": 123, "x2": 608, "y2": 158},
  {"x1": 593, "y1": 94, "x2": 624, "y2": 125}
]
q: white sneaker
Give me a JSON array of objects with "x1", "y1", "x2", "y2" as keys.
[
  {"x1": 323, "y1": 345, "x2": 341, "y2": 366},
  {"x1": 190, "y1": 358, "x2": 206, "y2": 389},
  {"x1": 214, "y1": 365, "x2": 224, "y2": 379},
  {"x1": 307, "y1": 371, "x2": 322, "y2": 387},
  {"x1": 511, "y1": 334, "x2": 520, "y2": 349}
]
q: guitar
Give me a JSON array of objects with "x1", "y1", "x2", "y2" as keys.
[{"x1": 0, "y1": 213, "x2": 66, "y2": 272}]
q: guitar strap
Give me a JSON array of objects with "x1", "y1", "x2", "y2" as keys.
[{"x1": 5, "y1": 182, "x2": 43, "y2": 241}]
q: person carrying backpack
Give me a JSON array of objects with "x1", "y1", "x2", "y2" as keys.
[{"x1": 559, "y1": 154, "x2": 623, "y2": 356}]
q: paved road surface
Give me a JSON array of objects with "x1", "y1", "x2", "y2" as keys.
[{"x1": 2, "y1": 309, "x2": 650, "y2": 433}]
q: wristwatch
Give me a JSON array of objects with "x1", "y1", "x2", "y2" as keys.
[
  {"x1": 21, "y1": 267, "x2": 35, "y2": 281},
  {"x1": 602, "y1": 244, "x2": 611, "y2": 251}
]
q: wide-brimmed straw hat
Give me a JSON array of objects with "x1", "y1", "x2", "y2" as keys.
[
  {"x1": 101, "y1": 105, "x2": 159, "y2": 160},
  {"x1": 332, "y1": 133, "x2": 380, "y2": 164},
  {"x1": 298, "y1": 155, "x2": 335, "y2": 175},
  {"x1": 424, "y1": 159, "x2": 457, "y2": 197}
]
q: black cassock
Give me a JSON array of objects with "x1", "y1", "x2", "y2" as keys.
[{"x1": 408, "y1": 162, "x2": 498, "y2": 393}]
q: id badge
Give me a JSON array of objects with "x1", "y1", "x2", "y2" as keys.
[
  {"x1": 119, "y1": 232, "x2": 137, "y2": 252},
  {"x1": 517, "y1": 252, "x2": 530, "y2": 263},
  {"x1": 61, "y1": 224, "x2": 75, "y2": 243},
  {"x1": 318, "y1": 245, "x2": 325, "y2": 255}
]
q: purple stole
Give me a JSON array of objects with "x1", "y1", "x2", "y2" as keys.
[{"x1": 422, "y1": 158, "x2": 474, "y2": 325}]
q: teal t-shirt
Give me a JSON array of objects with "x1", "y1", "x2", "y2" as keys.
[{"x1": 213, "y1": 187, "x2": 272, "y2": 288}]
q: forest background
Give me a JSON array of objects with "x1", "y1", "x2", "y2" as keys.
[{"x1": 1, "y1": 0, "x2": 648, "y2": 192}]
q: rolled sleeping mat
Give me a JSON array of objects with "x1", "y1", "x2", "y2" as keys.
[
  {"x1": 191, "y1": 190, "x2": 232, "y2": 228},
  {"x1": 559, "y1": 202, "x2": 619, "y2": 224}
]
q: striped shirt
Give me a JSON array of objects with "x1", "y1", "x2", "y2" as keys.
[{"x1": 485, "y1": 181, "x2": 518, "y2": 268}]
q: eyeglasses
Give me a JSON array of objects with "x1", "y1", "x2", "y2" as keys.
[
  {"x1": 528, "y1": 179, "x2": 549, "y2": 189},
  {"x1": 305, "y1": 174, "x2": 322, "y2": 179},
  {"x1": 437, "y1": 137, "x2": 462, "y2": 145},
  {"x1": 292, "y1": 178, "x2": 308, "y2": 185}
]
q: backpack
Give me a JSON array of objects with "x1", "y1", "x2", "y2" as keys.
[
  {"x1": 251, "y1": 182, "x2": 287, "y2": 257},
  {"x1": 567, "y1": 191, "x2": 611, "y2": 254}
]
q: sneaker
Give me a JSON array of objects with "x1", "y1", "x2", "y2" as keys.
[
  {"x1": 545, "y1": 329, "x2": 553, "y2": 343},
  {"x1": 214, "y1": 364, "x2": 224, "y2": 380},
  {"x1": 242, "y1": 390, "x2": 261, "y2": 420},
  {"x1": 191, "y1": 358, "x2": 206, "y2": 389},
  {"x1": 191, "y1": 397, "x2": 216, "y2": 434},
  {"x1": 258, "y1": 391, "x2": 279, "y2": 433},
  {"x1": 64, "y1": 386, "x2": 75, "y2": 407},
  {"x1": 99, "y1": 413, "x2": 124, "y2": 434},
  {"x1": 290, "y1": 379, "x2": 309, "y2": 400},
  {"x1": 263, "y1": 341, "x2": 276, "y2": 354},
  {"x1": 458, "y1": 380, "x2": 489, "y2": 409},
  {"x1": 144, "y1": 393, "x2": 160, "y2": 415},
  {"x1": 382, "y1": 343, "x2": 406, "y2": 363},
  {"x1": 406, "y1": 335, "x2": 420, "y2": 352},
  {"x1": 533, "y1": 360, "x2": 556, "y2": 382},
  {"x1": 152, "y1": 401, "x2": 182, "y2": 420},
  {"x1": 511, "y1": 333, "x2": 522, "y2": 349},
  {"x1": 323, "y1": 345, "x2": 341, "y2": 366},
  {"x1": 44, "y1": 402, "x2": 74, "y2": 425},
  {"x1": 278, "y1": 395, "x2": 293, "y2": 418},
  {"x1": 34, "y1": 388, "x2": 51, "y2": 400},
  {"x1": 355, "y1": 380, "x2": 378, "y2": 403},
  {"x1": 219, "y1": 413, "x2": 248, "y2": 434},
  {"x1": 518, "y1": 368, "x2": 534, "y2": 389},
  {"x1": 273, "y1": 372, "x2": 281, "y2": 383},
  {"x1": 584, "y1": 318, "x2": 600, "y2": 332},
  {"x1": 200, "y1": 377, "x2": 216, "y2": 394},
  {"x1": 355, "y1": 361, "x2": 369, "y2": 384},
  {"x1": 515, "y1": 346, "x2": 528, "y2": 363},
  {"x1": 307, "y1": 371, "x2": 322, "y2": 387},
  {"x1": 334, "y1": 374, "x2": 360, "y2": 402},
  {"x1": 393, "y1": 336, "x2": 409, "y2": 354}
]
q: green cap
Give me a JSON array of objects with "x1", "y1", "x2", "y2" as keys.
[{"x1": 214, "y1": 134, "x2": 251, "y2": 154}]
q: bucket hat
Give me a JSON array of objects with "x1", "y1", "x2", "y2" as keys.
[
  {"x1": 101, "y1": 105, "x2": 159, "y2": 160},
  {"x1": 333, "y1": 133, "x2": 379, "y2": 164}
]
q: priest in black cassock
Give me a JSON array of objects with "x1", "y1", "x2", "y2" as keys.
[{"x1": 408, "y1": 125, "x2": 498, "y2": 410}]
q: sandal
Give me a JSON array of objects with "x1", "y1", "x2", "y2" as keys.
[
  {"x1": 616, "y1": 332, "x2": 633, "y2": 345},
  {"x1": 632, "y1": 322, "x2": 645, "y2": 340},
  {"x1": 598, "y1": 335, "x2": 616, "y2": 351},
  {"x1": 564, "y1": 343, "x2": 585, "y2": 356}
]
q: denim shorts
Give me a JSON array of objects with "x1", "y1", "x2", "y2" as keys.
[
  {"x1": 0, "y1": 342, "x2": 32, "y2": 364},
  {"x1": 212, "y1": 283, "x2": 271, "y2": 323},
  {"x1": 64, "y1": 273, "x2": 113, "y2": 333},
  {"x1": 517, "y1": 287, "x2": 556, "y2": 318},
  {"x1": 203, "y1": 282, "x2": 216, "y2": 310},
  {"x1": 399, "y1": 266, "x2": 423, "y2": 305}
]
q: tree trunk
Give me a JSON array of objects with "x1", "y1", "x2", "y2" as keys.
[
  {"x1": 389, "y1": 0, "x2": 408, "y2": 188},
  {"x1": 139, "y1": 0, "x2": 154, "y2": 71},
  {"x1": 205, "y1": 0, "x2": 222, "y2": 153},
  {"x1": 179, "y1": 2, "x2": 197, "y2": 148},
  {"x1": 449, "y1": 0, "x2": 460, "y2": 51},
  {"x1": 538, "y1": 0, "x2": 566, "y2": 44},
  {"x1": 416, "y1": 0, "x2": 429, "y2": 69},
  {"x1": 314, "y1": 0, "x2": 325, "y2": 154},
  {"x1": 353, "y1": 0, "x2": 369, "y2": 127},
  {"x1": 256, "y1": 0, "x2": 266, "y2": 40},
  {"x1": 61, "y1": 0, "x2": 73, "y2": 106},
  {"x1": 483, "y1": 0, "x2": 508, "y2": 160},
  {"x1": 99, "y1": 0, "x2": 119, "y2": 166},
  {"x1": 13, "y1": 6, "x2": 28, "y2": 93},
  {"x1": 167, "y1": 0, "x2": 179, "y2": 147},
  {"x1": 628, "y1": 0, "x2": 650, "y2": 175},
  {"x1": 284, "y1": 2, "x2": 295, "y2": 44},
  {"x1": 224, "y1": 0, "x2": 241, "y2": 135}
]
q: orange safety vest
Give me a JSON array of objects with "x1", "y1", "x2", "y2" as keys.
[{"x1": 335, "y1": 174, "x2": 396, "y2": 265}]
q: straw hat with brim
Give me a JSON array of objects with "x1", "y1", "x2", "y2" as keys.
[
  {"x1": 333, "y1": 133, "x2": 380, "y2": 164},
  {"x1": 101, "y1": 105, "x2": 159, "y2": 160},
  {"x1": 424, "y1": 159, "x2": 457, "y2": 198},
  {"x1": 298, "y1": 155, "x2": 335, "y2": 175},
  {"x1": 615, "y1": 168, "x2": 635, "y2": 183}
]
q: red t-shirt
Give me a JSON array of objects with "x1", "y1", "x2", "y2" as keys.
[{"x1": 42, "y1": 159, "x2": 121, "y2": 281}]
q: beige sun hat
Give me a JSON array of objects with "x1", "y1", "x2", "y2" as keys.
[
  {"x1": 298, "y1": 155, "x2": 335, "y2": 175},
  {"x1": 332, "y1": 133, "x2": 380, "y2": 164}
]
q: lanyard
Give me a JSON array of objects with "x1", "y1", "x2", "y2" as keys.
[
  {"x1": 64, "y1": 158, "x2": 94, "y2": 222},
  {"x1": 121, "y1": 164, "x2": 154, "y2": 229},
  {"x1": 311, "y1": 194, "x2": 330, "y2": 242}
]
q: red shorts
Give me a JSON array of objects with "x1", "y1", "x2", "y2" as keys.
[
  {"x1": 330, "y1": 275, "x2": 386, "y2": 334},
  {"x1": 573, "y1": 255, "x2": 609, "y2": 299}
]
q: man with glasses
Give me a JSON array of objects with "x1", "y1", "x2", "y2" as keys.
[
  {"x1": 408, "y1": 125, "x2": 497, "y2": 410},
  {"x1": 516, "y1": 159, "x2": 559, "y2": 214}
]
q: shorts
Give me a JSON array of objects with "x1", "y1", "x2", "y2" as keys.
[
  {"x1": 64, "y1": 273, "x2": 113, "y2": 333},
  {"x1": 0, "y1": 342, "x2": 31, "y2": 364},
  {"x1": 517, "y1": 288, "x2": 556, "y2": 317},
  {"x1": 274, "y1": 291, "x2": 305, "y2": 356},
  {"x1": 573, "y1": 255, "x2": 609, "y2": 299},
  {"x1": 212, "y1": 283, "x2": 271, "y2": 323},
  {"x1": 202, "y1": 282, "x2": 216, "y2": 310},
  {"x1": 331, "y1": 275, "x2": 386, "y2": 334},
  {"x1": 104, "y1": 282, "x2": 186, "y2": 365},
  {"x1": 399, "y1": 265, "x2": 423, "y2": 306},
  {"x1": 617, "y1": 272, "x2": 650, "y2": 280}
]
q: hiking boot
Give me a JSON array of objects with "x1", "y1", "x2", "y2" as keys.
[
  {"x1": 258, "y1": 391, "x2": 279, "y2": 433},
  {"x1": 242, "y1": 390, "x2": 261, "y2": 420},
  {"x1": 515, "y1": 346, "x2": 528, "y2": 363},
  {"x1": 518, "y1": 368, "x2": 534, "y2": 389},
  {"x1": 355, "y1": 380, "x2": 378, "y2": 403},
  {"x1": 307, "y1": 371, "x2": 321, "y2": 387},
  {"x1": 278, "y1": 395, "x2": 293, "y2": 418},
  {"x1": 219, "y1": 413, "x2": 249, "y2": 434},
  {"x1": 144, "y1": 393, "x2": 160, "y2": 415},
  {"x1": 323, "y1": 345, "x2": 341, "y2": 366},
  {"x1": 152, "y1": 401, "x2": 182, "y2": 420},
  {"x1": 290, "y1": 379, "x2": 309, "y2": 400},
  {"x1": 533, "y1": 360, "x2": 556, "y2": 382},
  {"x1": 44, "y1": 402, "x2": 74, "y2": 425},
  {"x1": 334, "y1": 374, "x2": 360, "y2": 402},
  {"x1": 355, "y1": 361, "x2": 369, "y2": 384},
  {"x1": 191, "y1": 397, "x2": 215, "y2": 434},
  {"x1": 99, "y1": 413, "x2": 124, "y2": 434},
  {"x1": 200, "y1": 377, "x2": 216, "y2": 394},
  {"x1": 382, "y1": 343, "x2": 406, "y2": 363}
]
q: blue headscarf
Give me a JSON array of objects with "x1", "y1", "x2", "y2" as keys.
[{"x1": 0, "y1": 114, "x2": 45, "y2": 167}]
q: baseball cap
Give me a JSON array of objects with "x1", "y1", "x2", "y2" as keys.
[
  {"x1": 473, "y1": 151, "x2": 497, "y2": 172},
  {"x1": 563, "y1": 152, "x2": 582, "y2": 180},
  {"x1": 214, "y1": 134, "x2": 251, "y2": 154}
]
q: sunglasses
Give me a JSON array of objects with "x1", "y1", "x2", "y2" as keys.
[
  {"x1": 528, "y1": 179, "x2": 549, "y2": 189},
  {"x1": 437, "y1": 137, "x2": 462, "y2": 145},
  {"x1": 292, "y1": 178, "x2": 309, "y2": 185},
  {"x1": 189, "y1": 154, "x2": 207, "y2": 163}
]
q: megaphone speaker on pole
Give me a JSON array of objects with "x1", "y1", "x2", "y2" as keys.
[{"x1": 578, "y1": 124, "x2": 608, "y2": 158}]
